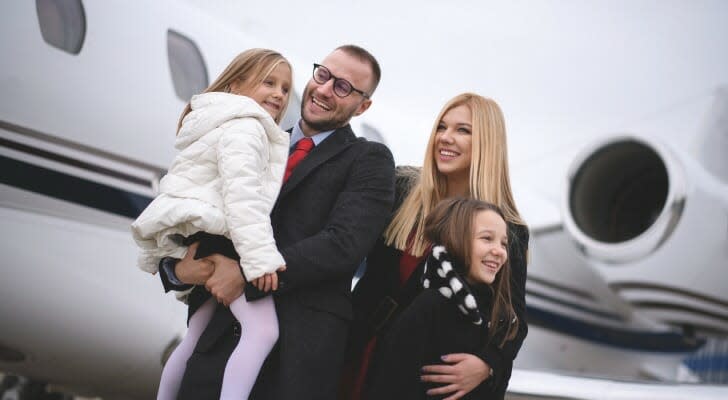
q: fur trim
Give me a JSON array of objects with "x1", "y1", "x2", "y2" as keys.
[{"x1": 423, "y1": 245, "x2": 486, "y2": 326}]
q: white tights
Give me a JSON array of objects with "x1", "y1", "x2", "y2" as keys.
[{"x1": 157, "y1": 295, "x2": 278, "y2": 400}]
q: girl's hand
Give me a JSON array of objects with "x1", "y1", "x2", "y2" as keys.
[
  {"x1": 252, "y1": 272, "x2": 278, "y2": 292},
  {"x1": 251, "y1": 275, "x2": 264, "y2": 291},
  {"x1": 251, "y1": 265, "x2": 286, "y2": 292}
]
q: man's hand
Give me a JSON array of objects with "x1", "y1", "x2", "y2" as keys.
[
  {"x1": 421, "y1": 353, "x2": 491, "y2": 400},
  {"x1": 204, "y1": 254, "x2": 246, "y2": 306},
  {"x1": 175, "y1": 242, "x2": 214, "y2": 285}
]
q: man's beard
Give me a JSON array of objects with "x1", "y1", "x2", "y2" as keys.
[
  {"x1": 300, "y1": 88, "x2": 355, "y2": 133},
  {"x1": 301, "y1": 113, "x2": 350, "y2": 132}
]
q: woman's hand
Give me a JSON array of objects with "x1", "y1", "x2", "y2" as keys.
[
  {"x1": 421, "y1": 353, "x2": 491, "y2": 400},
  {"x1": 174, "y1": 242, "x2": 214, "y2": 285}
]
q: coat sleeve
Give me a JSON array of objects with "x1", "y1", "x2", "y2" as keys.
[
  {"x1": 276, "y1": 141, "x2": 395, "y2": 293},
  {"x1": 350, "y1": 165, "x2": 418, "y2": 346},
  {"x1": 476, "y1": 224, "x2": 529, "y2": 392},
  {"x1": 217, "y1": 118, "x2": 285, "y2": 281},
  {"x1": 350, "y1": 164, "x2": 420, "y2": 330},
  {"x1": 156, "y1": 257, "x2": 195, "y2": 303}
]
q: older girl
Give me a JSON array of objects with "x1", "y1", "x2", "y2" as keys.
[{"x1": 366, "y1": 198, "x2": 516, "y2": 399}]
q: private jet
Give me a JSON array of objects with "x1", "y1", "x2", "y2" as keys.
[{"x1": 1, "y1": 0, "x2": 726, "y2": 399}]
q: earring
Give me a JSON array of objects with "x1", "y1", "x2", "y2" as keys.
[{"x1": 224, "y1": 84, "x2": 231, "y2": 93}]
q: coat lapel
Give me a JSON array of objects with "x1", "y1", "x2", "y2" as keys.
[{"x1": 278, "y1": 125, "x2": 358, "y2": 198}]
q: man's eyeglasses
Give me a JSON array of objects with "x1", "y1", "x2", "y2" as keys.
[{"x1": 312, "y1": 64, "x2": 370, "y2": 99}]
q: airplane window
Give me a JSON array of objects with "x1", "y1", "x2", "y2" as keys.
[
  {"x1": 167, "y1": 30, "x2": 209, "y2": 102},
  {"x1": 35, "y1": 0, "x2": 86, "y2": 54},
  {"x1": 279, "y1": 92, "x2": 301, "y2": 131}
]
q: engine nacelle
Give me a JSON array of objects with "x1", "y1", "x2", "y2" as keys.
[
  {"x1": 563, "y1": 136, "x2": 687, "y2": 263},
  {"x1": 562, "y1": 134, "x2": 728, "y2": 335}
]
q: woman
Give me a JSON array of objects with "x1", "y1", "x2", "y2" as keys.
[
  {"x1": 366, "y1": 198, "x2": 516, "y2": 399},
  {"x1": 347, "y1": 93, "x2": 529, "y2": 399}
]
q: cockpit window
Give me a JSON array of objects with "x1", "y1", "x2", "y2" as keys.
[
  {"x1": 167, "y1": 29, "x2": 209, "y2": 102},
  {"x1": 35, "y1": 0, "x2": 86, "y2": 54}
]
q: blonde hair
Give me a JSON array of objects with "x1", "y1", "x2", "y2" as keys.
[
  {"x1": 177, "y1": 48, "x2": 291, "y2": 131},
  {"x1": 384, "y1": 92, "x2": 524, "y2": 256}
]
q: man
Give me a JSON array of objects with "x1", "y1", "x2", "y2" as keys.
[{"x1": 159, "y1": 45, "x2": 395, "y2": 399}]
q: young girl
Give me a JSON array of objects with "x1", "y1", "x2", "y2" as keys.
[
  {"x1": 131, "y1": 48, "x2": 292, "y2": 400},
  {"x1": 365, "y1": 197, "x2": 518, "y2": 399}
]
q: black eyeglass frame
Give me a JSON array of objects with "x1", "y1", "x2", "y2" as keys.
[{"x1": 312, "y1": 63, "x2": 370, "y2": 99}]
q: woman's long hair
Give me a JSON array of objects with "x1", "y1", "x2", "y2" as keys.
[
  {"x1": 384, "y1": 92, "x2": 524, "y2": 256},
  {"x1": 177, "y1": 48, "x2": 291, "y2": 131},
  {"x1": 424, "y1": 198, "x2": 518, "y2": 346}
]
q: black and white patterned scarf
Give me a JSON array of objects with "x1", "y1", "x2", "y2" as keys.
[{"x1": 422, "y1": 245, "x2": 487, "y2": 327}]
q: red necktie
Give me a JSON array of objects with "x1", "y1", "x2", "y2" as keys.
[{"x1": 283, "y1": 137, "x2": 314, "y2": 183}]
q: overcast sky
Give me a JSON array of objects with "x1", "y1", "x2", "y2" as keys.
[{"x1": 183, "y1": 0, "x2": 728, "y2": 201}]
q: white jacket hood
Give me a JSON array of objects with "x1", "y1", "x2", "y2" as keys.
[{"x1": 176, "y1": 92, "x2": 287, "y2": 150}]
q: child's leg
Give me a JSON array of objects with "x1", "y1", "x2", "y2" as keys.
[
  {"x1": 220, "y1": 295, "x2": 278, "y2": 400},
  {"x1": 157, "y1": 297, "x2": 216, "y2": 400}
]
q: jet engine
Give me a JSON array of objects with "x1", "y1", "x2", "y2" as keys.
[{"x1": 562, "y1": 135, "x2": 728, "y2": 336}]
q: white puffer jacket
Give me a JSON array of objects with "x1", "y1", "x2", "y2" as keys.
[{"x1": 131, "y1": 92, "x2": 289, "y2": 280}]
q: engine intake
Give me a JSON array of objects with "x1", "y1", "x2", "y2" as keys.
[{"x1": 563, "y1": 136, "x2": 686, "y2": 262}]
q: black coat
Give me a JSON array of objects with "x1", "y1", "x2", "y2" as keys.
[
  {"x1": 366, "y1": 285, "x2": 503, "y2": 399},
  {"x1": 349, "y1": 168, "x2": 529, "y2": 399},
  {"x1": 161, "y1": 125, "x2": 395, "y2": 400}
]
